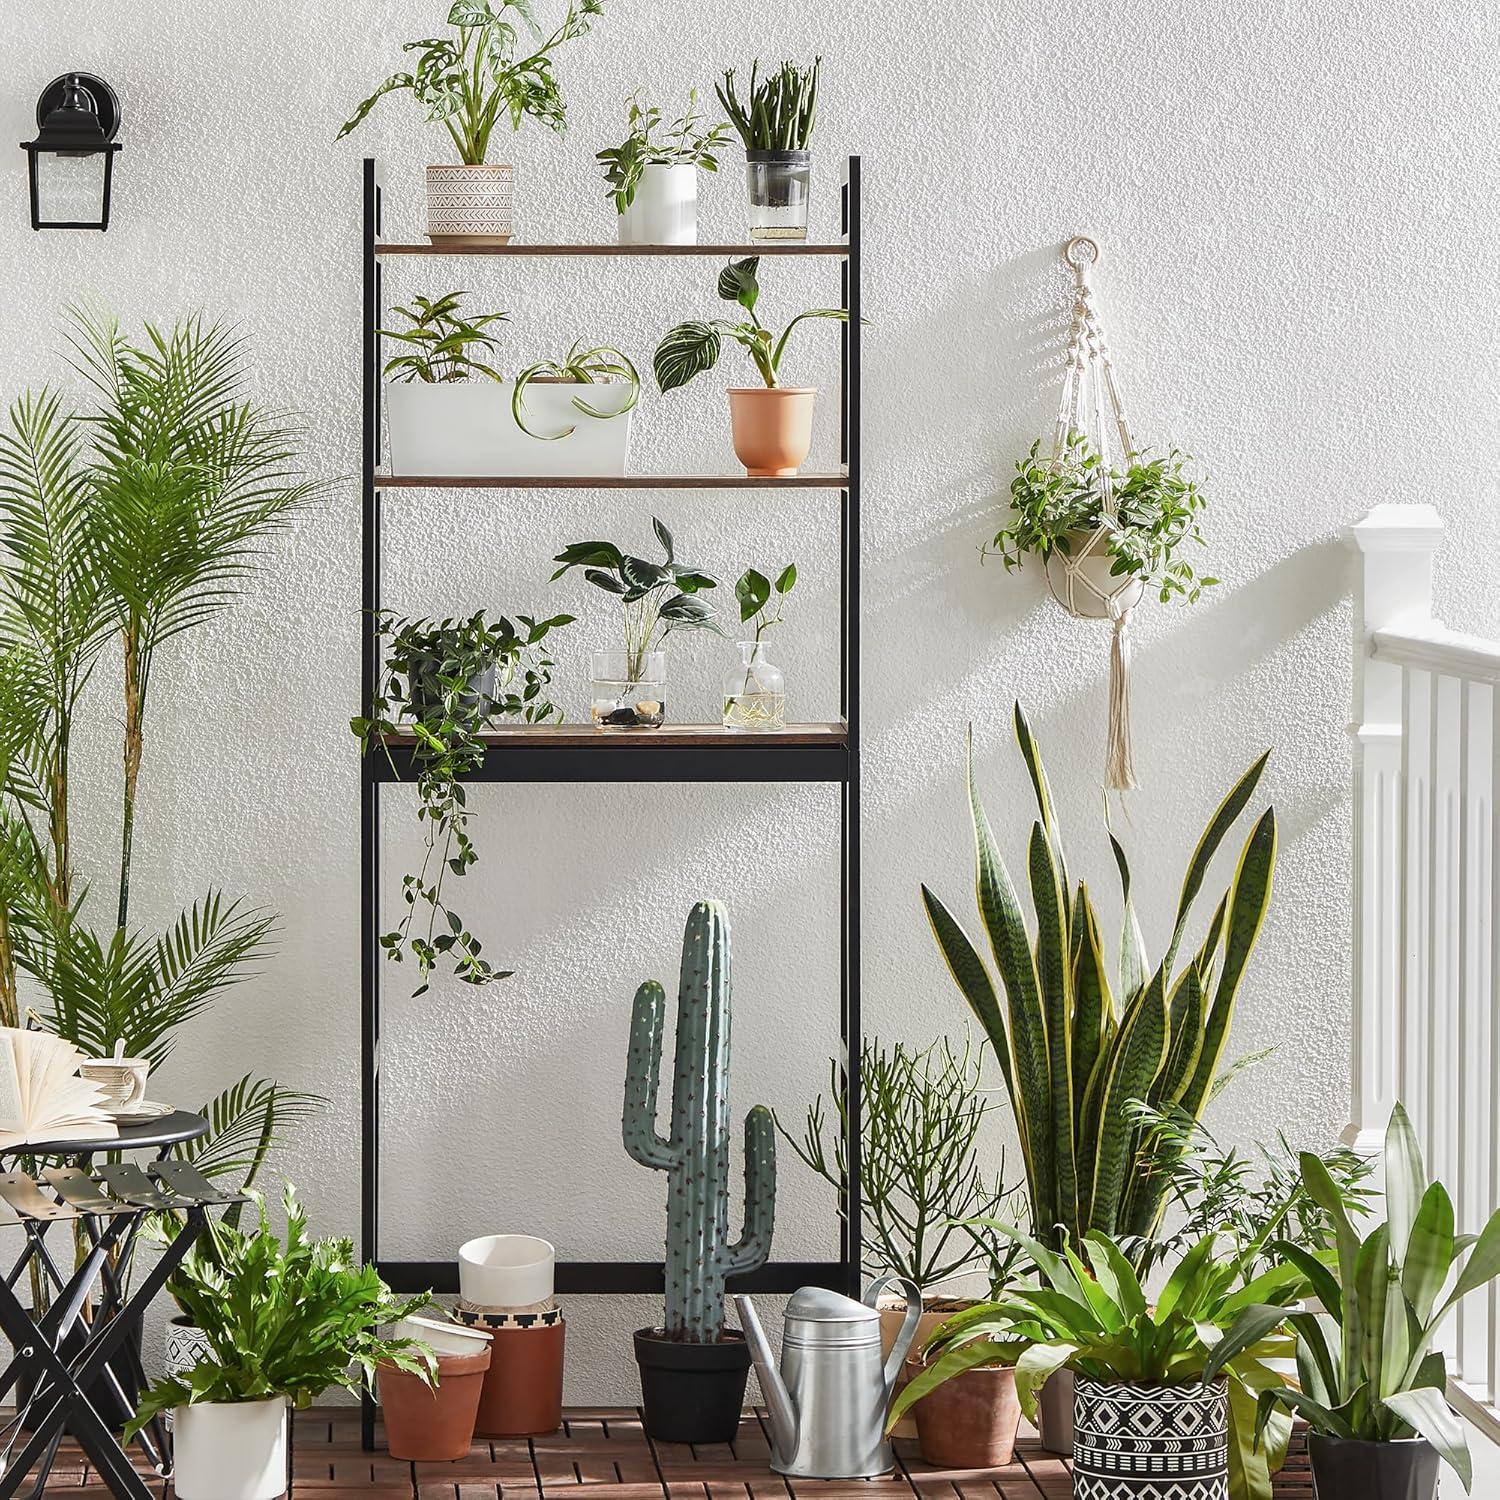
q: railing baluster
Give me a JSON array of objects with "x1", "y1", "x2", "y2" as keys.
[{"x1": 1402, "y1": 668, "x2": 1433, "y2": 1139}]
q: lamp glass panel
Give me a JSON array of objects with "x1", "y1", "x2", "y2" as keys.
[{"x1": 35, "y1": 151, "x2": 107, "y2": 226}]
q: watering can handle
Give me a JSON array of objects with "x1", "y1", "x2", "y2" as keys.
[{"x1": 863, "y1": 1275, "x2": 924, "y2": 1397}]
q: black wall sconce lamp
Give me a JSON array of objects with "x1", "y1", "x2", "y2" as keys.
[{"x1": 20, "y1": 73, "x2": 122, "y2": 231}]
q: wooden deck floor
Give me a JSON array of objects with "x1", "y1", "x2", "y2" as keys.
[{"x1": 40, "y1": 1406, "x2": 1074, "y2": 1499}]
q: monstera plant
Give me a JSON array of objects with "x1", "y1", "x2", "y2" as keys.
[{"x1": 922, "y1": 704, "x2": 1277, "y2": 1257}]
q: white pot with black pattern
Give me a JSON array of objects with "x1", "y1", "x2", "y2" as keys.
[{"x1": 1072, "y1": 1376, "x2": 1229, "y2": 1500}]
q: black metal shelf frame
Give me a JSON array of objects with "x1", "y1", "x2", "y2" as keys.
[{"x1": 358, "y1": 157, "x2": 862, "y2": 1447}]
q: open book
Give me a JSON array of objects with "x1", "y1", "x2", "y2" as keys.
[{"x1": 0, "y1": 1030, "x2": 118, "y2": 1150}]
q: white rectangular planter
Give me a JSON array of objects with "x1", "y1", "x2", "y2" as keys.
[{"x1": 385, "y1": 380, "x2": 634, "y2": 477}]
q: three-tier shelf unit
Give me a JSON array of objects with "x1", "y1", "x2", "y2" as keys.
[{"x1": 358, "y1": 156, "x2": 863, "y2": 1446}]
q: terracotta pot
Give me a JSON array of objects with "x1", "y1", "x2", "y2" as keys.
[
  {"x1": 475, "y1": 1320, "x2": 566, "y2": 1437},
  {"x1": 878, "y1": 1295, "x2": 974, "y2": 1440},
  {"x1": 379, "y1": 1346, "x2": 490, "y2": 1461},
  {"x1": 905, "y1": 1356, "x2": 1022, "y2": 1469},
  {"x1": 426, "y1": 163, "x2": 514, "y2": 245},
  {"x1": 727, "y1": 388, "x2": 816, "y2": 476}
]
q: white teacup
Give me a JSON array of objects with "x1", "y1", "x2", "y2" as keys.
[{"x1": 79, "y1": 1057, "x2": 150, "y2": 1109}]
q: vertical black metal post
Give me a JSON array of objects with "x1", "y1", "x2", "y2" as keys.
[
  {"x1": 840, "y1": 157, "x2": 864, "y2": 1296},
  {"x1": 360, "y1": 157, "x2": 382, "y2": 1452}
]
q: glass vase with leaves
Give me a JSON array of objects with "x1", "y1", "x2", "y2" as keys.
[
  {"x1": 723, "y1": 562, "x2": 795, "y2": 731},
  {"x1": 0, "y1": 306, "x2": 329, "y2": 1314},
  {"x1": 551, "y1": 518, "x2": 719, "y2": 729},
  {"x1": 354, "y1": 609, "x2": 570, "y2": 997}
]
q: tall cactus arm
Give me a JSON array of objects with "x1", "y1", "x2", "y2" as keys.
[
  {"x1": 623, "y1": 980, "x2": 679, "y2": 1171},
  {"x1": 722, "y1": 1104, "x2": 777, "y2": 1277}
]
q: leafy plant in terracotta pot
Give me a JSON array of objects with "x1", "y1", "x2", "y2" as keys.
[
  {"x1": 597, "y1": 91, "x2": 730, "y2": 245},
  {"x1": 778, "y1": 1036, "x2": 1027, "y2": 1453},
  {"x1": 337, "y1": 0, "x2": 606, "y2": 244},
  {"x1": 654, "y1": 257, "x2": 849, "y2": 476}
]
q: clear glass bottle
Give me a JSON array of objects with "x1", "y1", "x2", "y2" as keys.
[
  {"x1": 591, "y1": 649, "x2": 666, "y2": 729},
  {"x1": 745, "y1": 150, "x2": 812, "y2": 242},
  {"x1": 722, "y1": 641, "x2": 785, "y2": 731}
]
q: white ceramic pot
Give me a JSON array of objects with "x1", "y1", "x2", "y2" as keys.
[
  {"x1": 397, "y1": 1313, "x2": 493, "y2": 1357},
  {"x1": 172, "y1": 1396, "x2": 288, "y2": 1500},
  {"x1": 1044, "y1": 528, "x2": 1145, "y2": 619},
  {"x1": 385, "y1": 380, "x2": 634, "y2": 478},
  {"x1": 426, "y1": 163, "x2": 513, "y2": 244},
  {"x1": 458, "y1": 1234, "x2": 555, "y2": 1308},
  {"x1": 619, "y1": 163, "x2": 697, "y2": 245}
]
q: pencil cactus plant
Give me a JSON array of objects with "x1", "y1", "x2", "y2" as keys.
[{"x1": 623, "y1": 900, "x2": 776, "y2": 1341}]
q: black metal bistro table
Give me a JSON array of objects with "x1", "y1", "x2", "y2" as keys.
[{"x1": 0, "y1": 1110, "x2": 215, "y2": 1499}]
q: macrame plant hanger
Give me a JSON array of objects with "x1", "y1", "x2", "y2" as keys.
[{"x1": 1049, "y1": 235, "x2": 1141, "y2": 791}]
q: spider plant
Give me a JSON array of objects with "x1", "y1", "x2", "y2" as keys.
[
  {"x1": 715, "y1": 58, "x2": 821, "y2": 151},
  {"x1": 512, "y1": 342, "x2": 639, "y2": 439},
  {"x1": 596, "y1": 91, "x2": 730, "y2": 213},
  {"x1": 337, "y1": 0, "x2": 606, "y2": 165},
  {"x1": 381, "y1": 292, "x2": 509, "y2": 383},
  {"x1": 654, "y1": 257, "x2": 848, "y2": 391},
  {"x1": 922, "y1": 703, "x2": 1276, "y2": 1257}
]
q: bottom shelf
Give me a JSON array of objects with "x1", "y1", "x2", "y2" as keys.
[{"x1": 377, "y1": 1259, "x2": 850, "y2": 1296}]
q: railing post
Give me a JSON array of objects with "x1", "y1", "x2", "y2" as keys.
[{"x1": 1347, "y1": 504, "x2": 1445, "y2": 1154}]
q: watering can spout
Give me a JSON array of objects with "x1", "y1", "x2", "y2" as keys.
[{"x1": 735, "y1": 1295, "x2": 798, "y2": 1459}]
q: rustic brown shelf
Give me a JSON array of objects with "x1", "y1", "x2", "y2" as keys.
[
  {"x1": 375, "y1": 241, "x2": 848, "y2": 257},
  {"x1": 374, "y1": 471, "x2": 848, "y2": 489}
]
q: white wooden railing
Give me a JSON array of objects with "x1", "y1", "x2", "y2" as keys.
[{"x1": 1350, "y1": 503, "x2": 1500, "y2": 1433}]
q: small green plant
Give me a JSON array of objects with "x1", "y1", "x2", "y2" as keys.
[
  {"x1": 596, "y1": 91, "x2": 730, "y2": 213},
  {"x1": 988, "y1": 430, "x2": 1216, "y2": 604},
  {"x1": 734, "y1": 562, "x2": 796, "y2": 642},
  {"x1": 715, "y1": 59, "x2": 821, "y2": 151},
  {"x1": 551, "y1": 518, "x2": 719, "y2": 682},
  {"x1": 337, "y1": 0, "x2": 606, "y2": 165},
  {"x1": 654, "y1": 257, "x2": 848, "y2": 391},
  {"x1": 381, "y1": 292, "x2": 509, "y2": 384},
  {"x1": 779, "y1": 1037, "x2": 1028, "y2": 1295},
  {"x1": 512, "y1": 342, "x2": 639, "y2": 439},
  {"x1": 1210, "y1": 1103, "x2": 1500, "y2": 1493},
  {"x1": 896, "y1": 1223, "x2": 1301, "y2": 1500},
  {"x1": 127, "y1": 1184, "x2": 432, "y2": 1436},
  {"x1": 353, "y1": 610, "x2": 571, "y2": 995}
]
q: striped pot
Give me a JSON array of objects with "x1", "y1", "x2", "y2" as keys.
[
  {"x1": 1073, "y1": 1377, "x2": 1229, "y2": 1500},
  {"x1": 427, "y1": 164, "x2": 513, "y2": 244}
]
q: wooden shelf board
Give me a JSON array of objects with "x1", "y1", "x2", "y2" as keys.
[
  {"x1": 375, "y1": 241, "x2": 848, "y2": 257},
  {"x1": 374, "y1": 472, "x2": 848, "y2": 489},
  {"x1": 380, "y1": 722, "x2": 846, "y2": 749}
]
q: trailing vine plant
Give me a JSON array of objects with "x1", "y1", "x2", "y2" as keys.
[{"x1": 353, "y1": 609, "x2": 571, "y2": 996}]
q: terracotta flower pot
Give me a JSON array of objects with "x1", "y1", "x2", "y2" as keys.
[
  {"x1": 426, "y1": 163, "x2": 514, "y2": 245},
  {"x1": 878, "y1": 1295, "x2": 974, "y2": 1440},
  {"x1": 727, "y1": 388, "x2": 816, "y2": 476},
  {"x1": 905, "y1": 1356, "x2": 1022, "y2": 1469},
  {"x1": 379, "y1": 1347, "x2": 490, "y2": 1461},
  {"x1": 475, "y1": 1320, "x2": 566, "y2": 1437}
]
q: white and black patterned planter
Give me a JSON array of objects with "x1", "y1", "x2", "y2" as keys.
[{"x1": 1073, "y1": 1377, "x2": 1228, "y2": 1500}]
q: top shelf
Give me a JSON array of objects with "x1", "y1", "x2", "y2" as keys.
[{"x1": 374, "y1": 241, "x2": 849, "y2": 258}]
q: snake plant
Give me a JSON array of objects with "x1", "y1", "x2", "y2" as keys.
[{"x1": 922, "y1": 704, "x2": 1276, "y2": 1256}]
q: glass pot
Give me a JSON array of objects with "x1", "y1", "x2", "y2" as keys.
[
  {"x1": 592, "y1": 649, "x2": 666, "y2": 729},
  {"x1": 745, "y1": 150, "x2": 812, "y2": 242},
  {"x1": 722, "y1": 641, "x2": 785, "y2": 731}
]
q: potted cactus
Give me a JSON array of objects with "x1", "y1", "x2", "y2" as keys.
[{"x1": 622, "y1": 900, "x2": 776, "y2": 1443}]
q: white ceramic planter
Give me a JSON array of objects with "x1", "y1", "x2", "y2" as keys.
[
  {"x1": 172, "y1": 1396, "x2": 288, "y2": 1500},
  {"x1": 618, "y1": 163, "x2": 698, "y2": 245},
  {"x1": 1044, "y1": 527, "x2": 1146, "y2": 619},
  {"x1": 385, "y1": 380, "x2": 634, "y2": 477},
  {"x1": 397, "y1": 1313, "x2": 493, "y2": 1357},
  {"x1": 459, "y1": 1233, "x2": 555, "y2": 1308},
  {"x1": 427, "y1": 163, "x2": 513, "y2": 244}
]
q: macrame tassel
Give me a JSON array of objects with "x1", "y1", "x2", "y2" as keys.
[{"x1": 1106, "y1": 608, "x2": 1138, "y2": 792}]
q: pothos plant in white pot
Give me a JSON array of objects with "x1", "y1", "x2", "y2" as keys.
[
  {"x1": 338, "y1": 0, "x2": 606, "y2": 244},
  {"x1": 596, "y1": 91, "x2": 730, "y2": 246}
]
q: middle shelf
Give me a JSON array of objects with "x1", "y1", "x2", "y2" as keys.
[
  {"x1": 374, "y1": 471, "x2": 850, "y2": 489},
  {"x1": 371, "y1": 722, "x2": 850, "y2": 785}
]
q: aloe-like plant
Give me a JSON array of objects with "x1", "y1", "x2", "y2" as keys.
[
  {"x1": 381, "y1": 292, "x2": 509, "y2": 384},
  {"x1": 512, "y1": 342, "x2": 639, "y2": 439},
  {"x1": 654, "y1": 258, "x2": 847, "y2": 392},
  {"x1": 894, "y1": 1223, "x2": 1302, "y2": 1500},
  {"x1": 715, "y1": 59, "x2": 821, "y2": 151},
  {"x1": 922, "y1": 704, "x2": 1276, "y2": 1257},
  {"x1": 337, "y1": 0, "x2": 606, "y2": 164},
  {"x1": 1209, "y1": 1103, "x2": 1500, "y2": 1493}
]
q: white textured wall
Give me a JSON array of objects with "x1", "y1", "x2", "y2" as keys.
[{"x1": 2, "y1": 1, "x2": 1498, "y2": 1399}]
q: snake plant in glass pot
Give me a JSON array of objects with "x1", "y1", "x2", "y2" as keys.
[
  {"x1": 654, "y1": 257, "x2": 848, "y2": 477},
  {"x1": 1210, "y1": 1103, "x2": 1500, "y2": 1499},
  {"x1": 715, "y1": 58, "x2": 821, "y2": 241}
]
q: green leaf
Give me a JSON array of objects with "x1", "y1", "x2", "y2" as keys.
[
  {"x1": 652, "y1": 516, "x2": 674, "y2": 562},
  {"x1": 717, "y1": 256, "x2": 761, "y2": 311},
  {"x1": 1403, "y1": 1181, "x2": 1455, "y2": 1322},
  {"x1": 774, "y1": 563, "x2": 797, "y2": 593},
  {"x1": 1082, "y1": 1232, "x2": 1146, "y2": 1320},
  {"x1": 653, "y1": 321, "x2": 721, "y2": 392},
  {"x1": 735, "y1": 568, "x2": 770, "y2": 623},
  {"x1": 1385, "y1": 1101, "x2": 1428, "y2": 1267},
  {"x1": 1384, "y1": 1386, "x2": 1470, "y2": 1490},
  {"x1": 1438, "y1": 1202, "x2": 1500, "y2": 1315}
]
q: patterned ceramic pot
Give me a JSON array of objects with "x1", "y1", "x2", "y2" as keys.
[
  {"x1": 1073, "y1": 1377, "x2": 1229, "y2": 1500},
  {"x1": 163, "y1": 1317, "x2": 213, "y2": 1430},
  {"x1": 427, "y1": 163, "x2": 514, "y2": 244}
]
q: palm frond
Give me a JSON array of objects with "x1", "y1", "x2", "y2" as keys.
[{"x1": 178, "y1": 1073, "x2": 326, "y2": 1189}]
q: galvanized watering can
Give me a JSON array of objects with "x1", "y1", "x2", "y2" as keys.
[{"x1": 736, "y1": 1274, "x2": 922, "y2": 1479}]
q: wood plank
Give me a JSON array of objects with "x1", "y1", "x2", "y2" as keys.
[
  {"x1": 375, "y1": 244, "x2": 847, "y2": 258},
  {"x1": 373, "y1": 473, "x2": 848, "y2": 489},
  {"x1": 379, "y1": 723, "x2": 846, "y2": 750}
]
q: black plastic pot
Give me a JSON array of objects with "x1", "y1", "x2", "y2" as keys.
[
  {"x1": 633, "y1": 1327, "x2": 750, "y2": 1444},
  {"x1": 15, "y1": 1316, "x2": 143, "y2": 1433},
  {"x1": 1308, "y1": 1433, "x2": 1440, "y2": 1500}
]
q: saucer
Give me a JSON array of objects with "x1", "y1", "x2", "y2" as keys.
[{"x1": 99, "y1": 1099, "x2": 173, "y2": 1122}]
